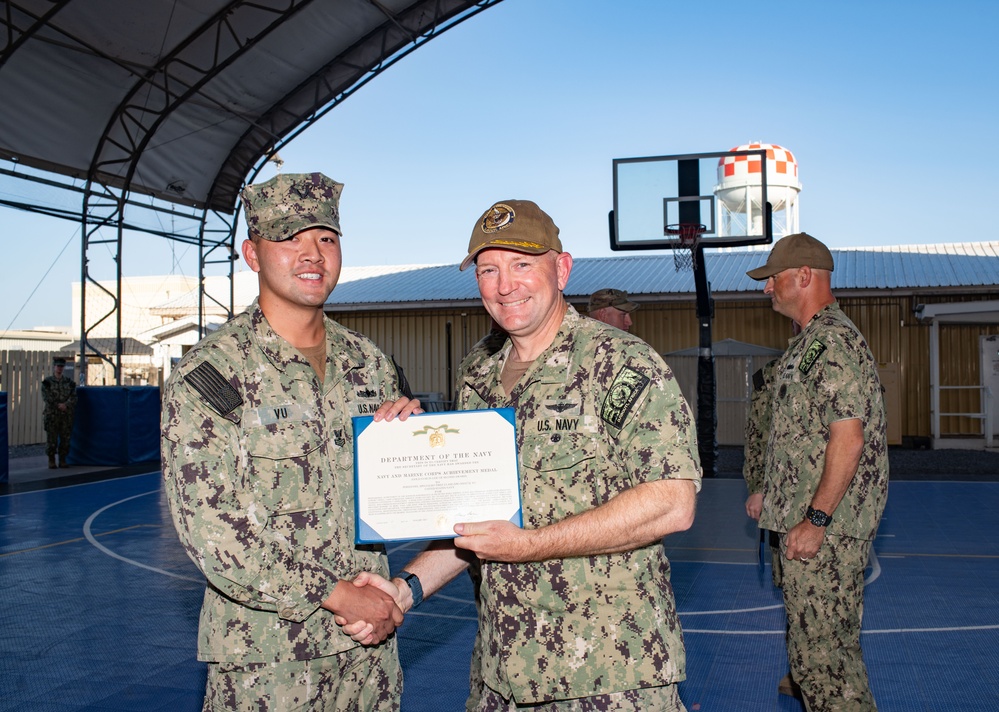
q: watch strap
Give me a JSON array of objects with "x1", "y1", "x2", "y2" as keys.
[{"x1": 398, "y1": 570, "x2": 423, "y2": 609}]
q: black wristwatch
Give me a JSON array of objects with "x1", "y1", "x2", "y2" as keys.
[
  {"x1": 805, "y1": 506, "x2": 833, "y2": 528},
  {"x1": 398, "y1": 570, "x2": 423, "y2": 609}
]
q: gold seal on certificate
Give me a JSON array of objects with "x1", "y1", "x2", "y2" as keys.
[{"x1": 353, "y1": 408, "x2": 521, "y2": 543}]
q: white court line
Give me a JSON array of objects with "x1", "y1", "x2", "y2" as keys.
[
  {"x1": 681, "y1": 604, "x2": 784, "y2": 616},
  {"x1": 85, "y1": 492, "x2": 999, "y2": 637},
  {"x1": 684, "y1": 623, "x2": 999, "y2": 635},
  {"x1": 83, "y1": 489, "x2": 202, "y2": 583},
  {"x1": 866, "y1": 547, "x2": 882, "y2": 585}
]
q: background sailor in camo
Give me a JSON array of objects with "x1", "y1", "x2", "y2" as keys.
[
  {"x1": 41, "y1": 356, "x2": 76, "y2": 469},
  {"x1": 748, "y1": 232, "x2": 888, "y2": 712},
  {"x1": 161, "y1": 172, "x2": 414, "y2": 711},
  {"x1": 348, "y1": 199, "x2": 702, "y2": 711}
]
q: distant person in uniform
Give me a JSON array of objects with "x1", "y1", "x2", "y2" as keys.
[
  {"x1": 347, "y1": 199, "x2": 701, "y2": 711},
  {"x1": 161, "y1": 172, "x2": 420, "y2": 711},
  {"x1": 41, "y1": 356, "x2": 76, "y2": 469},
  {"x1": 747, "y1": 232, "x2": 888, "y2": 712},
  {"x1": 587, "y1": 287, "x2": 638, "y2": 332}
]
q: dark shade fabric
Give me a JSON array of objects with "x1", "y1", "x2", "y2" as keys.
[{"x1": 68, "y1": 386, "x2": 160, "y2": 465}]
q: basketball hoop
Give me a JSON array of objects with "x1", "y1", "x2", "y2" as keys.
[{"x1": 665, "y1": 223, "x2": 706, "y2": 272}]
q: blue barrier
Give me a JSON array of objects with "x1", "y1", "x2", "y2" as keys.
[
  {"x1": 68, "y1": 386, "x2": 160, "y2": 466},
  {"x1": 0, "y1": 392, "x2": 8, "y2": 483}
]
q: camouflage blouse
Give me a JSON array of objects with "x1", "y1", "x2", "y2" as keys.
[
  {"x1": 161, "y1": 299, "x2": 399, "y2": 664},
  {"x1": 760, "y1": 302, "x2": 889, "y2": 541},
  {"x1": 743, "y1": 358, "x2": 778, "y2": 496},
  {"x1": 456, "y1": 305, "x2": 701, "y2": 703}
]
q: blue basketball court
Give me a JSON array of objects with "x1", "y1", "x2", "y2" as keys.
[{"x1": 2, "y1": 465, "x2": 997, "y2": 711}]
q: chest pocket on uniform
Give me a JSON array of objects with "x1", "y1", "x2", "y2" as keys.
[
  {"x1": 243, "y1": 419, "x2": 325, "y2": 515},
  {"x1": 520, "y1": 431, "x2": 599, "y2": 526}
]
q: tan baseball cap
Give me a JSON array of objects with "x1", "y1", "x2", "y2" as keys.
[
  {"x1": 588, "y1": 288, "x2": 638, "y2": 313},
  {"x1": 241, "y1": 172, "x2": 343, "y2": 241},
  {"x1": 459, "y1": 200, "x2": 562, "y2": 271},
  {"x1": 746, "y1": 232, "x2": 834, "y2": 281}
]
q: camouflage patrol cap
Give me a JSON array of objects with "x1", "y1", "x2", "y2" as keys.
[
  {"x1": 588, "y1": 288, "x2": 638, "y2": 313},
  {"x1": 746, "y1": 232, "x2": 834, "y2": 281},
  {"x1": 241, "y1": 172, "x2": 343, "y2": 241},
  {"x1": 460, "y1": 200, "x2": 561, "y2": 271}
]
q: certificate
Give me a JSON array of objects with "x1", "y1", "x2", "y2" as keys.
[{"x1": 353, "y1": 408, "x2": 522, "y2": 543}]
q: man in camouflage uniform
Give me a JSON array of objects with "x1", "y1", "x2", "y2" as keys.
[
  {"x1": 352, "y1": 199, "x2": 701, "y2": 710},
  {"x1": 161, "y1": 173, "x2": 419, "y2": 711},
  {"x1": 587, "y1": 288, "x2": 639, "y2": 332},
  {"x1": 747, "y1": 232, "x2": 888, "y2": 712},
  {"x1": 41, "y1": 356, "x2": 76, "y2": 468}
]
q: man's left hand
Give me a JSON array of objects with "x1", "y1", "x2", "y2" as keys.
[{"x1": 453, "y1": 520, "x2": 534, "y2": 562}]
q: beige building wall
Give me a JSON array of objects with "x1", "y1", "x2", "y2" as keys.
[
  {"x1": 331, "y1": 292, "x2": 999, "y2": 445},
  {"x1": 72, "y1": 275, "x2": 199, "y2": 339}
]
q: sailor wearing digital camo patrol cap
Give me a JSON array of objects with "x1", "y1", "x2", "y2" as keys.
[
  {"x1": 241, "y1": 171, "x2": 343, "y2": 242},
  {"x1": 161, "y1": 170, "x2": 422, "y2": 710},
  {"x1": 745, "y1": 230, "x2": 888, "y2": 710}
]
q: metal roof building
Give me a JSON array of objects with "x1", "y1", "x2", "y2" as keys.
[
  {"x1": 321, "y1": 241, "x2": 999, "y2": 450},
  {"x1": 327, "y1": 241, "x2": 999, "y2": 309}
]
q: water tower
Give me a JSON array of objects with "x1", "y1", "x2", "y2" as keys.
[{"x1": 715, "y1": 142, "x2": 800, "y2": 238}]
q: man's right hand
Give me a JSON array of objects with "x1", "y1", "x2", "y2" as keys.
[
  {"x1": 321, "y1": 578, "x2": 403, "y2": 645},
  {"x1": 334, "y1": 572, "x2": 408, "y2": 645}
]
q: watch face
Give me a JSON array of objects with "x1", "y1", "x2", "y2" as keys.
[{"x1": 807, "y1": 508, "x2": 831, "y2": 527}]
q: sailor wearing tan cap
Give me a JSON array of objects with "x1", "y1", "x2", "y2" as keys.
[
  {"x1": 587, "y1": 288, "x2": 639, "y2": 332},
  {"x1": 747, "y1": 232, "x2": 887, "y2": 712}
]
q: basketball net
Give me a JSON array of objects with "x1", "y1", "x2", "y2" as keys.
[{"x1": 665, "y1": 223, "x2": 705, "y2": 272}]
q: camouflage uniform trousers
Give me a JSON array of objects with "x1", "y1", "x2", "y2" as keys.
[
  {"x1": 476, "y1": 684, "x2": 686, "y2": 711},
  {"x1": 780, "y1": 532, "x2": 876, "y2": 712},
  {"x1": 202, "y1": 640, "x2": 401, "y2": 712},
  {"x1": 44, "y1": 412, "x2": 73, "y2": 459}
]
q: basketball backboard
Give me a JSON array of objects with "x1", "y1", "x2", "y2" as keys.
[{"x1": 610, "y1": 149, "x2": 775, "y2": 251}]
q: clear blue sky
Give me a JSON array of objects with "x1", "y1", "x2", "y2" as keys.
[{"x1": 2, "y1": 0, "x2": 996, "y2": 331}]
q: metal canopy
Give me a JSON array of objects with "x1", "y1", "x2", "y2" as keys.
[
  {"x1": 1, "y1": 0, "x2": 499, "y2": 212},
  {"x1": 0, "y1": 0, "x2": 502, "y2": 382}
]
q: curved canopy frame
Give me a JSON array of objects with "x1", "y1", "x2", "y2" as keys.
[{"x1": 0, "y1": 0, "x2": 503, "y2": 382}]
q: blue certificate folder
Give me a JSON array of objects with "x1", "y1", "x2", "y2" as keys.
[{"x1": 353, "y1": 408, "x2": 522, "y2": 543}]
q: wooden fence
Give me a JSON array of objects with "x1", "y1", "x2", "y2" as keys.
[{"x1": 0, "y1": 350, "x2": 71, "y2": 446}]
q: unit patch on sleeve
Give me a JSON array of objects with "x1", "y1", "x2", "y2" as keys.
[
  {"x1": 798, "y1": 339, "x2": 827, "y2": 375},
  {"x1": 601, "y1": 366, "x2": 650, "y2": 428}
]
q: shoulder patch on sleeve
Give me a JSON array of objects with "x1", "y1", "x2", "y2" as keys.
[
  {"x1": 752, "y1": 367, "x2": 767, "y2": 392},
  {"x1": 798, "y1": 339, "x2": 827, "y2": 375},
  {"x1": 184, "y1": 362, "x2": 243, "y2": 417},
  {"x1": 601, "y1": 366, "x2": 650, "y2": 428}
]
